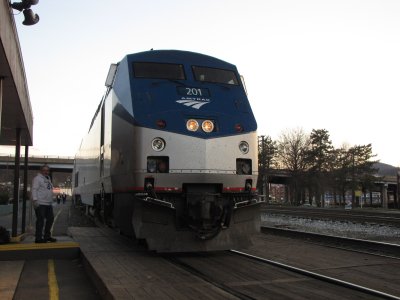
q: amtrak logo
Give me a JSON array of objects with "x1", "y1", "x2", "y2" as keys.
[{"x1": 176, "y1": 97, "x2": 211, "y2": 109}]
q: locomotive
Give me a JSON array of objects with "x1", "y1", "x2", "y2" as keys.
[{"x1": 72, "y1": 50, "x2": 262, "y2": 252}]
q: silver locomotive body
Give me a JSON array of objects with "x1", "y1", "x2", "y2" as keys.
[{"x1": 73, "y1": 50, "x2": 261, "y2": 252}]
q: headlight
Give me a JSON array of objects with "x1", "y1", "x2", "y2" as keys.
[
  {"x1": 236, "y1": 159, "x2": 252, "y2": 175},
  {"x1": 186, "y1": 119, "x2": 199, "y2": 131},
  {"x1": 147, "y1": 156, "x2": 169, "y2": 173},
  {"x1": 239, "y1": 141, "x2": 249, "y2": 154},
  {"x1": 151, "y1": 137, "x2": 165, "y2": 151},
  {"x1": 202, "y1": 120, "x2": 214, "y2": 133}
]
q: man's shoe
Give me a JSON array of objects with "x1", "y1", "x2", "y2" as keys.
[
  {"x1": 35, "y1": 239, "x2": 46, "y2": 243},
  {"x1": 46, "y1": 237, "x2": 57, "y2": 242}
]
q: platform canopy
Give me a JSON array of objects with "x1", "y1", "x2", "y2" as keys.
[{"x1": 0, "y1": 0, "x2": 33, "y2": 146}]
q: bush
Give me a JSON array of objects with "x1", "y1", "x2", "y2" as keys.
[
  {"x1": 0, "y1": 226, "x2": 10, "y2": 244},
  {"x1": 0, "y1": 193, "x2": 9, "y2": 205}
]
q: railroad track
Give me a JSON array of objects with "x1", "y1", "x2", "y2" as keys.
[
  {"x1": 263, "y1": 207, "x2": 400, "y2": 227},
  {"x1": 164, "y1": 255, "x2": 256, "y2": 300},
  {"x1": 230, "y1": 250, "x2": 400, "y2": 300},
  {"x1": 164, "y1": 249, "x2": 400, "y2": 300},
  {"x1": 261, "y1": 226, "x2": 400, "y2": 259}
]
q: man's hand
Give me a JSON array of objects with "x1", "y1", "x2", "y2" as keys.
[{"x1": 33, "y1": 200, "x2": 39, "y2": 208}]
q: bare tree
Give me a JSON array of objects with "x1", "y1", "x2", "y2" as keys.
[{"x1": 277, "y1": 128, "x2": 310, "y2": 205}]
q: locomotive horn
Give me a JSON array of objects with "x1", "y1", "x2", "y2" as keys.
[{"x1": 22, "y1": 9, "x2": 39, "y2": 26}]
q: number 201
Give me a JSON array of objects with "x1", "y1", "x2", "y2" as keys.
[{"x1": 186, "y1": 88, "x2": 202, "y2": 96}]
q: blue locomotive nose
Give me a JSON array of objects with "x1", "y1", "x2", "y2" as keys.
[{"x1": 111, "y1": 50, "x2": 257, "y2": 138}]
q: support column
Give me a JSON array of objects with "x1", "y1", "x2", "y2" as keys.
[
  {"x1": 381, "y1": 183, "x2": 388, "y2": 209},
  {"x1": 396, "y1": 170, "x2": 400, "y2": 209},
  {"x1": 0, "y1": 77, "x2": 3, "y2": 132},
  {"x1": 22, "y1": 145, "x2": 29, "y2": 233},
  {"x1": 285, "y1": 184, "x2": 290, "y2": 204},
  {"x1": 12, "y1": 128, "x2": 21, "y2": 237}
]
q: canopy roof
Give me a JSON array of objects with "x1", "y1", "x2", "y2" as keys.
[{"x1": 0, "y1": 0, "x2": 33, "y2": 146}]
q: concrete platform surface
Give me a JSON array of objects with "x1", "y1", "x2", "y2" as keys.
[
  {"x1": 0, "y1": 202, "x2": 105, "y2": 300},
  {"x1": 0, "y1": 261, "x2": 24, "y2": 300},
  {"x1": 69, "y1": 227, "x2": 238, "y2": 300}
]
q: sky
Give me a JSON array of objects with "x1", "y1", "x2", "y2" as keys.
[{"x1": 2, "y1": 0, "x2": 400, "y2": 166}]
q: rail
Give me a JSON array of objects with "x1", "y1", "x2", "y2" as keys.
[
  {"x1": 230, "y1": 250, "x2": 400, "y2": 300},
  {"x1": 261, "y1": 226, "x2": 400, "y2": 259},
  {"x1": 263, "y1": 207, "x2": 400, "y2": 226}
]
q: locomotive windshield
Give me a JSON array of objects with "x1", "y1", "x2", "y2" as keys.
[
  {"x1": 133, "y1": 62, "x2": 186, "y2": 80},
  {"x1": 192, "y1": 66, "x2": 239, "y2": 85}
]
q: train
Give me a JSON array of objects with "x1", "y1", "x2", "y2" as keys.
[{"x1": 72, "y1": 50, "x2": 262, "y2": 252}]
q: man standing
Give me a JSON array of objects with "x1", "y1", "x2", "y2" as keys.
[{"x1": 32, "y1": 165, "x2": 57, "y2": 243}]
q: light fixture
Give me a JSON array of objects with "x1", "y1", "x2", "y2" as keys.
[
  {"x1": 201, "y1": 120, "x2": 214, "y2": 133},
  {"x1": 235, "y1": 123, "x2": 243, "y2": 132},
  {"x1": 186, "y1": 119, "x2": 199, "y2": 132},
  {"x1": 151, "y1": 137, "x2": 166, "y2": 151},
  {"x1": 236, "y1": 159, "x2": 252, "y2": 175},
  {"x1": 156, "y1": 119, "x2": 166, "y2": 129},
  {"x1": 10, "y1": 0, "x2": 39, "y2": 26},
  {"x1": 22, "y1": 9, "x2": 39, "y2": 25},
  {"x1": 239, "y1": 141, "x2": 249, "y2": 154}
]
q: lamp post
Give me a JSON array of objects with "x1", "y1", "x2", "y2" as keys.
[
  {"x1": 258, "y1": 135, "x2": 268, "y2": 203},
  {"x1": 397, "y1": 169, "x2": 400, "y2": 209},
  {"x1": 66, "y1": 176, "x2": 72, "y2": 196}
]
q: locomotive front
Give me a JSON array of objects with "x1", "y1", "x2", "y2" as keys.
[
  {"x1": 113, "y1": 51, "x2": 262, "y2": 251},
  {"x1": 74, "y1": 50, "x2": 262, "y2": 252}
]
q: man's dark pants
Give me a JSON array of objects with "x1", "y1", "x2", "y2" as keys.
[{"x1": 35, "y1": 205, "x2": 54, "y2": 240}]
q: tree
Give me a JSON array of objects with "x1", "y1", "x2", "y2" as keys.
[
  {"x1": 332, "y1": 143, "x2": 378, "y2": 206},
  {"x1": 331, "y1": 146, "x2": 352, "y2": 206},
  {"x1": 277, "y1": 128, "x2": 310, "y2": 205},
  {"x1": 304, "y1": 129, "x2": 334, "y2": 207},
  {"x1": 258, "y1": 135, "x2": 277, "y2": 201},
  {"x1": 348, "y1": 144, "x2": 379, "y2": 205}
]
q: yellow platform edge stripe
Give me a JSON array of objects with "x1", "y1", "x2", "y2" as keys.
[
  {"x1": 0, "y1": 241, "x2": 80, "y2": 251},
  {"x1": 48, "y1": 259, "x2": 59, "y2": 300}
]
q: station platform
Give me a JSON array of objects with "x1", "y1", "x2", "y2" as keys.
[
  {"x1": 0, "y1": 203, "x2": 97, "y2": 300},
  {"x1": 0, "y1": 261, "x2": 24, "y2": 299},
  {"x1": 0, "y1": 202, "x2": 80, "y2": 260},
  {"x1": 0, "y1": 202, "x2": 238, "y2": 299},
  {"x1": 0, "y1": 239, "x2": 81, "y2": 299},
  {"x1": 69, "y1": 226, "x2": 236, "y2": 299},
  {"x1": 1, "y1": 226, "x2": 236, "y2": 299}
]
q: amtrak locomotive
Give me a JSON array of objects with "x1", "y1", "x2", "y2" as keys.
[{"x1": 72, "y1": 50, "x2": 261, "y2": 252}]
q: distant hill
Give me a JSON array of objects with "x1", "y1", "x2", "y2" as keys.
[{"x1": 374, "y1": 162, "x2": 399, "y2": 176}]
